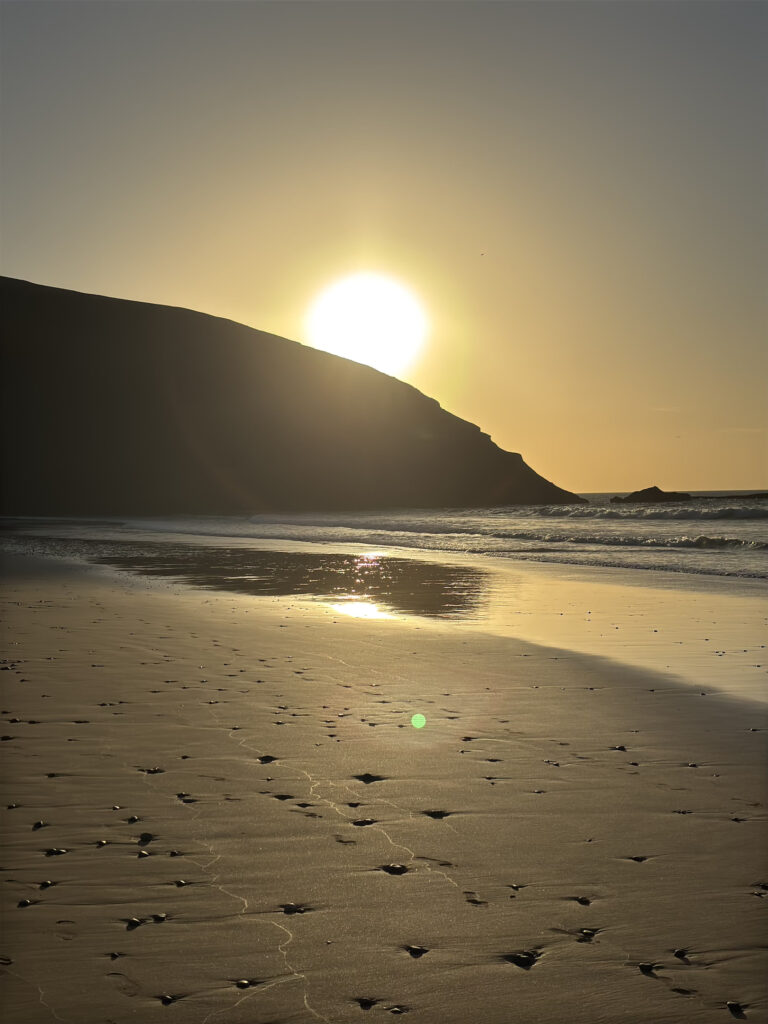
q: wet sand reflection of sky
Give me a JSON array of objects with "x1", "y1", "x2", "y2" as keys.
[{"x1": 81, "y1": 541, "x2": 488, "y2": 619}]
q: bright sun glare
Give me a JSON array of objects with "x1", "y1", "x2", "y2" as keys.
[{"x1": 305, "y1": 272, "x2": 429, "y2": 377}]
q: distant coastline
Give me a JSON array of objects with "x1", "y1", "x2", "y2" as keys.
[{"x1": 607, "y1": 485, "x2": 768, "y2": 505}]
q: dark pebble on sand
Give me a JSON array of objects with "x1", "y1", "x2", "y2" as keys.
[
  {"x1": 354, "y1": 773, "x2": 386, "y2": 785},
  {"x1": 127, "y1": 815, "x2": 140, "y2": 824},
  {"x1": 673, "y1": 949, "x2": 689, "y2": 961},
  {"x1": 152, "y1": 913, "x2": 167, "y2": 923},
  {"x1": 355, "y1": 997, "x2": 379, "y2": 1010},
  {"x1": 405, "y1": 945, "x2": 428, "y2": 958},
  {"x1": 32, "y1": 820, "x2": 49, "y2": 830},
  {"x1": 280, "y1": 902, "x2": 309, "y2": 915},
  {"x1": 97, "y1": 839, "x2": 108, "y2": 847},
  {"x1": 126, "y1": 917, "x2": 142, "y2": 930},
  {"x1": 39, "y1": 880, "x2": 55, "y2": 889},
  {"x1": 169, "y1": 850, "x2": 181, "y2": 857},
  {"x1": 257, "y1": 755, "x2": 277, "y2": 764},
  {"x1": 503, "y1": 950, "x2": 540, "y2": 970},
  {"x1": 422, "y1": 810, "x2": 451, "y2": 820},
  {"x1": 17, "y1": 898, "x2": 36, "y2": 908},
  {"x1": 726, "y1": 1002, "x2": 746, "y2": 1019},
  {"x1": 159, "y1": 994, "x2": 180, "y2": 1006},
  {"x1": 638, "y1": 962, "x2": 657, "y2": 976},
  {"x1": 45, "y1": 848, "x2": 68, "y2": 856},
  {"x1": 380, "y1": 864, "x2": 409, "y2": 875},
  {"x1": 353, "y1": 818, "x2": 376, "y2": 827},
  {"x1": 138, "y1": 832, "x2": 155, "y2": 846}
]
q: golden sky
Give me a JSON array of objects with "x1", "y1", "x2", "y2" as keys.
[{"x1": 1, "y1": 1, "x2": 765, "y2": 493}]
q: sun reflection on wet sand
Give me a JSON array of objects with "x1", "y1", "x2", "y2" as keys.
[
  {"x1": 10, "y1": 537, "x2": 489, "y2": 620},
  {"x1": 328, "y1": 600, "x2": 394, "y2": 620}
]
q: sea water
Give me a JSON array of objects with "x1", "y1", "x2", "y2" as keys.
[{"x1": 128, "y1": 492, "x2": 768, "y2": 580}]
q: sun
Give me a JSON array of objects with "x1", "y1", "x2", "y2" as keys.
[{"x1": 304, "y1": 272, "x2": 429, "y2": 377}]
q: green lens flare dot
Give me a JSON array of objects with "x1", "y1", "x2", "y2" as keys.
[{"x1": 411, "y1": 714, "x2": 426, "y2": 730}]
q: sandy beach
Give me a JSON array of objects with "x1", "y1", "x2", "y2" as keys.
[{"x1": 1, "y1": 551, "x2": 766, "y2": 1023}]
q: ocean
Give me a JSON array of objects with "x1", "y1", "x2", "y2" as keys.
[{"x1": 121, "y1": 491, "x2": 768, "y2": 580}]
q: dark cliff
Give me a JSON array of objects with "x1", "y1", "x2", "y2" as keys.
[{"x1": 0, "y1": 277, "x2": 584, "y2": 515}]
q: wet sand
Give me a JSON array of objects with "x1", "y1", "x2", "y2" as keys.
[{"x1": 1, "y1": 554, "x2": 766, "y2": 1023}]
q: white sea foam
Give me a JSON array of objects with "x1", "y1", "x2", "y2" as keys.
[{"x1": 115, "y1": 494, "x2": 768, "y2": 580}]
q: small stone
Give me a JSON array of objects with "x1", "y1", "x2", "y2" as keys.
[
  {"x1": 126, "y1": 917, "x2": 142, "y2": 930},
  {"x1": 280, "y1": 902, "x2": 307, "y2": 915},
  {"x1": 32, "y1": 821, "x2": 48, "y2": 830},
  {"x1": 405, "y1": 945, "x2": 428, "y2": 958},
  {"x1": 503, "y1": 950, "x2": 539, "y2": 970}
]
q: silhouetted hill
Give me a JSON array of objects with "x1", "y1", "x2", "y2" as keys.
[{"x1": 0, "y1": 277, "x2": 584, "y2": 515}]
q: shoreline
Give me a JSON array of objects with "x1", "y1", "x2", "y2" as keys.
[
  {"x1": 2, "y1": 526, "x2": 766, "y2": 706},
  {"x1": 1, "y1": 552, "x2": 766, "y2": 1023}
]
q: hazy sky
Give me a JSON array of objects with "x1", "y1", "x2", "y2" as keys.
[{"x1": 2, "y1": 0, "x2": 765, "y2": 492}]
